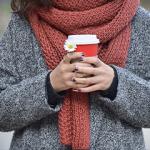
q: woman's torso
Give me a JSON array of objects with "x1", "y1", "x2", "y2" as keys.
[{"x1": 8, "y1": 7, "x2": 150, "y2": 150}]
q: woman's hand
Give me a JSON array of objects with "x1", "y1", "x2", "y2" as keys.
[
  {"x1": 72, "y1": 57, "x2": 115, "y2": 93},
  {"x1": 50, "y1": 52, "x2": 92, "y2": 92}
]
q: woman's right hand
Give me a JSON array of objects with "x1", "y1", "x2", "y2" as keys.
[{"x1": 50, "y1": 52, "x2": 91, "y2": 92}]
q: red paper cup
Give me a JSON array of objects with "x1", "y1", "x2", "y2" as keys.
[
  {"x1": 76, "y1": 44, "x2": 98, "y2": 57},
  {"x1": 66, "y1": 35, "x2": 100, "y2": 57}
]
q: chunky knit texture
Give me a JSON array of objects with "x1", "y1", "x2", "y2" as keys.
[
  {"x1": 0, "y1": 7, "x2": 150, "y2": 150},
  {"x1": 28, "y1": 0, "x2": 140, "y2": 149}
]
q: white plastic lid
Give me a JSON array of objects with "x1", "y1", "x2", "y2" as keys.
[{"x1": 67, "y1": 34, "x2": 100, "y2": 45}]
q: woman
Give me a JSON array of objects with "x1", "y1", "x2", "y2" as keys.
[{"x1": 0, "y1": 0, "x2": 149, "y2": 149}]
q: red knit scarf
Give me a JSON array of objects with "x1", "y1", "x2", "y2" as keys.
[{"x1": 28, "y1": 0, "x2": 139, "y2": 149}]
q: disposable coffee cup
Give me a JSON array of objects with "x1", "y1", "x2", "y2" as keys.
[{"x1": 64, "y1": 34, "x2": 100, "y2": 57}]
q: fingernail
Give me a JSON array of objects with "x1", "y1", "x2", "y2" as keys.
[
  {"x1": 74, "y1": 65, "x2": 79, "y2": 71},
  {"x1": 72, "y1": 77, "x2": 76, "y2": 82},
  {"x1": 79, "y1": 57, "x2": 84, "y2": 61}
]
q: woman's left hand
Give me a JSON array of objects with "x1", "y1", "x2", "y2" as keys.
[{"x1": 73, "y1": 57, "x2": 115, "y2": 93}]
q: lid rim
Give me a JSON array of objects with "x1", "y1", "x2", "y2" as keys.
[
  {"x1": 67, "y1": 34, "x2": 100, "y2": 45},
  {"x1": 67, "y1": 41, "x2": 100, "y2": 45}
]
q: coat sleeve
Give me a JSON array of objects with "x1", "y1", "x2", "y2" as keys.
[
  {"x1": 93, "y1": 8, "x2": 150, "y2": 128},
  {"x1": 96, "y1": 66, "x2": 150, "y2": 128},
  {"x1": 0, "y1": 15, "x2": 62, "y2": 132}
]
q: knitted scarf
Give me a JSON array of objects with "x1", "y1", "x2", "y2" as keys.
[{"x1": 28, "y1": 0, "x2": 139, "y2": 149}]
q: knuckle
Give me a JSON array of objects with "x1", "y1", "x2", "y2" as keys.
[
  {"x1": 63, "y1": 55, "x2": 68, "y2": 61},
  {"x1": 86, "y1": 79, "x2": 91, "y2": 85},
  {"x1": 65, "y1": 81, "x2": 71, "y2": 87},
  {"x1": 96, "y1": 58, "x2": 100, "y2": 64},
  {"x1": 93, "y1": 68, "x2": 98, "y2": 74},
  {"x1": 72, "y1": 64, "x2": 77, "y2": 70},
  {"x1": 62, "y1": 75, "x2": 67, "y2": 84},
  {"x1": 63, "y1": 80, "x2": 67, "y2": 86},
  {"x1": 72, "y1": 84, "x2": 78, "y2": 89},
  {"x1": 66, "y1": 53, "x2": 71, "y2": 58},
  {"x1": 67, "y1": 53, "x2": 73, "y2": 59},
  {"x1": 75, "y1": 52, "x2": 82, "y2": 57},
  {"x1": 100, "y1": 84, "x2": 106, "y2": 90},
  {"x1": 81, "y1": 78, "x2": 90, "y2": 85},
  {"x1": 63, "y1": 55, "x2": 71, "y2": 63},
  {"x1": 74, "y1": 62, "x2": 79, "y2": 66},
  {"x1": 75, "y1": 73, "x2": 80, "y2": 78},
  {"x1": 75, "y1": 84, "x2": 80, "y2": 88},
  {"x1": 81, "y1": 74, "x2": 86, "y2": 78},
  {"x1": 86, "y1": 64, "x2": 92, "y2": 67},
  {"x1": 60, "y1": 66, "x2": 66, "y2": 73},
  {"x1": 76, "y1": 73, "x2": 83, "y2": 78},
  {"x1": 62, "y1": 74, "x2": 68, "y2": 81},
  {"x1": 93, "y1": 58, "x2": 100, "y2": 66}
]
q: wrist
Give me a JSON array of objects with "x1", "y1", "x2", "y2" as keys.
[
  {"x1": 100, "y1": 65, "x2": 118, "y2": 100},
  {"x1": 50, "y1": 71, "x2": 64, "y2": 93},
  {"x1": 46, "y1": 71, "x2": 66, "y2": 108}
]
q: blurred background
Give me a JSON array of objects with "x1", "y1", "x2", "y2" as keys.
[{"x1": 0, "y1": 0, "x2": 150, "y2": 150}]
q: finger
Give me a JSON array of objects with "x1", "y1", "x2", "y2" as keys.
[
  {"x1": 63, "y1": 52, "x2": 84, "y2": 64},
  {"x1": 66, "y1": 81, "x2": 89, "y2": 89},
  {"x1": 73, "y1": 83, "x2": 89, "y2": 89},
  {"x1": 63, "y1": 63, "x2": 92, "y2": 73},
  {"x1": 61, "y1": 63, "x2": 78, "y2": 72},
  {"x1": 75, "y1": 84, "x2": 101, "y2": 93},
  {"x1": 81, "y1": 57, "x2": 103, "y2": 67},
  {"x1": 72, "y1": 62, "x2": 93, "y2": 68},
  {"x1": 63, "y1": 73, "x2": 88, "y2": 85},
  {"x1": 73, "y1": 76, "x2": 101, "y2": 85},
  {"x1": 61, "y1": 60, "x2": 94, "y2": 73},
  {"x1": 75, "y1": 73, "x2": 91, "y2": 78},
  {"x1": 71, "y1": 62, "x2": 93, "y2": 72},
  {"x1": 62, "y1": 72, "x2": 75, "y2": 82},
  {"x1": 76, "y1": 66, "x2": 100, "y2": 75}
]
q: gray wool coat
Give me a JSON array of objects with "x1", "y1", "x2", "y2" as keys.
[{"x1": 0, "y1": 7, "x2": 150, "y2": 150}]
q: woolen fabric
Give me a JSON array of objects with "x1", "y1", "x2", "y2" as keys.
[
  {"x1": 28, "y1": 0, "x2": 139, "y2": 149},
  {"x1": 0, "y1": 6, "x2": 149, "y2": 150}
]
